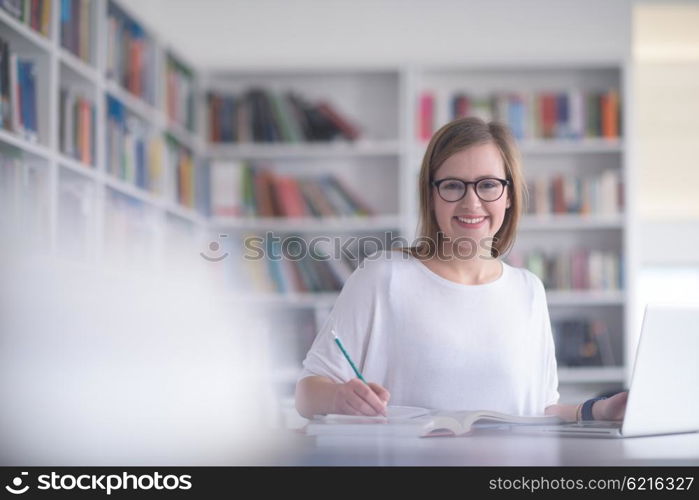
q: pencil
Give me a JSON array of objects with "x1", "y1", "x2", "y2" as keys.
[{"x1": 331, "y1": 329, "x2": 367, "y2": 383}]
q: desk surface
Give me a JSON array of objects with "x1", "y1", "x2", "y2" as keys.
[{"x1": 262, "y1": 427, "x2": 699, "y2": 466}]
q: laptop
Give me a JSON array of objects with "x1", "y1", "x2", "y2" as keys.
[{"x1": 517, "y1": 304, "x2": 699, "y2": 438}]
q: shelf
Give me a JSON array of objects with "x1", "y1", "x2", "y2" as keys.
[
  {"x1": 103, "y1": 174, "x2": 164, "y2": 207},
  {"x1": 518, "y1": 138, "x2": 623, "y2": 154},
  {"x1": 57, "y1": 154, "x2": 98, "y2": 179},
  {"x1": 207, "y1": 140, "x2": 402, "y2": 159},
  {"x1": 546, "y1": 290, "x2": 625, "y2": 306},
  {"x1": 105, "y1": 79, "x2": 161, "y2": 122},
  {"x1": 413, "y1": 138, "x2": 623, "y2": 159},
  {"x1": 0, "y1": 8, "x2": 52, "y2": 53},
  {"x1": 165, "y1": 203, "x2": 207, "y2": 225},
  {"x1": 0, "y1": 128, "x2": 52, "y2": 160},
  {"x1": 59, "y1": 48, "x2": 100, "y2": 83},
  {"x1": 165, "y1": 121, "x2": 198, "y2": 151},
  {"x1": 519, "y1": 214, "x2": 624, "y2": 230},
  {"x1": 211, "y1": 214, "x2": 403, "y2": 232},
  {"x1": 557, "y1": 367, "x2": 625, "y2": 384},
  {"x1": 0, "y1": 5, "x2": 633, "y2": 395},
  {"x1": 220, "y1": 292, "x2": 340, "y2": 308}
]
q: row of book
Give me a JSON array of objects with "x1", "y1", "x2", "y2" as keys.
[
  {"x1": 418, "y1": 89, "x2": 621, "y2": 141},
  {"x1": 210, "y1": 161, "x2": 375, "y2": 218},
  {"x1": 0, "y1": 37, "x2": 38, "y2": 140},
  {"x1": 553, "y1": 318, "x2": 616, "y2": 367},
  {"x1": 60, "y1": 0, "x2": 93, "y2": 64},
  {"x1": 0, "y1": 0, "x2": 51, "y2": 37},
  {"x1": 105, "y1": 97, "x2": 211, "y2": 215},
  {"x1": 106, "y1": 0, "x2": 156, "y2": 104},
  {"x1": 166, "y1": 137, "x2": 194, "y2": 210},
  {"x1": 165, "y1": 53, "x2": 195, "y2": 132},
  {"x1": 207, "y1": 90, "x2": 360, "y2": 143},
  {"x1": 506, "y1": 249, "x2": 623, "y2": 291},
  {"x1": 106, "y1": 95, "x2": 162, "y2": 190},
  {"x1": 165, "y1": 135, "x2": 210, "y2": 215},
  {"x1": 59, "y1": 87, "x2": 95, "y2": 165},
  {"x1": 220, "y1": 235, "x2": 361, "y2": 294},
  {"x1": 525, "y1": 170, "x2": 623, "y2": 216}
]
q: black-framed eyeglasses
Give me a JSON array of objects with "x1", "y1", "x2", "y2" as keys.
[{"x1": 431, "y1": 177, "x2": 511, "y2": 203}]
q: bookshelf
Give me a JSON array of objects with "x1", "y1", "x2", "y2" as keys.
[
  {"x1": 409, "y1": 64, "x2": 632, "y2": 398},
  {"x1": 1, "y1": 2, "x2": 635, "y2": 424},
  {"x1": 206, "y1": 64, "x2": 632, "y2": 422},
  {"x1": 0, "y1": 0, "x2": 208, "y2": 274}
]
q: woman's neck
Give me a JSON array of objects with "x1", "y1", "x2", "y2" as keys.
[{"x1": 425, "y1": 248, "x2": 502, "y2": 286}]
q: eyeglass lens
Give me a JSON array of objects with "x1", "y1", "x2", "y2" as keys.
[{"x1": 438, "y1": 179, "x2": 504, "y2": 202}]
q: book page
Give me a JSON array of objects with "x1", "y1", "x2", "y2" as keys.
[{"x1": 423, "y1": 410, "x2": 563, "y2": 436}]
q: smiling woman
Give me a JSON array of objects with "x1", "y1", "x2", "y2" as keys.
[
  {"x1": 409, "y1": 118, "x2": 525, "y2": 263},
  {"x1": 295, "y1": 117, "x2": 628, "y2": 422}
]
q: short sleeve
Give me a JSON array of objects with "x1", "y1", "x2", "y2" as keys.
[{"x1": 297, "y1": 253, "x2": 386, "y2": 384}]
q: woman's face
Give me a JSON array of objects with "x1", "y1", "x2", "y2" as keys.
[{"x1": 431, "y1": 142, "x2": 511, "y2": 254}]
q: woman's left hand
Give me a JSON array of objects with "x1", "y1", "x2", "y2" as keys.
[{"x1": 592, "y1": 391, "x2": 629, "y2": 421}]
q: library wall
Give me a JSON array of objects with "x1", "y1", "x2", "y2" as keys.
[{"x1": 119, "y1": 0, "x2": 632, "y2": 68}]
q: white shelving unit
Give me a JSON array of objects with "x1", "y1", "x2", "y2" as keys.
[
  {"x1": 2, "y1": 2, "x2": 634, "y2": 412},
  {"x1": 0, "y1": 0, "x2": 208, "y2": 273},
  {"x1": 407, "y1": 64, "x2": 631, "y2": 395},
  {"x1": 210, "y1": 214, "x2": 403, "y2": 232},
  {"x1": 205, "y1": 64, "x2": 632, "y2": 405},
  {"x1": 200, "y1": 69, "x2": 407, "y2": 411}
]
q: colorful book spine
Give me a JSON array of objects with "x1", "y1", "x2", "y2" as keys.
[
  {"x1": 422, "y1": 88, "x2": 621, "y2": 141},
  {"x1": 526, "y1": 170, "x2": 623, "y2": 216},
  {"x1": 59, "y1": 87, "x2": 95, "y2": 165},
  {"x1": 60, "y1": 0, "x2": 92, "y2": 63},
  {"x1": 166, "y1": 135, "x2": 200, "y2": 210},
  {"x1": 506, "y1": 249, "x2": 622, "y2": 291},
  {"x1": 207, "y1": 89, "x2": 361, "y2": 143},
  {"x1": 106, "y1": 0, "x2": 155, "y2": 104},
  {"x1": 226, "y1": 233, "x2": 366, "y2": 294},
  {"x1": 106, "y1": 95, "x2": 163, "y2": 192},
  {"x1": 418, "y1": 92, "x2": 434, "y2": 141},
  {"x1": 208, "y1": 163, "x2": 376, "y2": 219},
  {"x1": 1, "y1": 0, "x2": 51, "y2": 37},
  {"x1": 165, "y1": 53, "x2": 195, "y2": 132},
  {"x1": 0, "y1": 38, "x2": 39, "y2": 140},
  {"x1": 552, "y1": 318, "x2": 615, "y2": 367}
]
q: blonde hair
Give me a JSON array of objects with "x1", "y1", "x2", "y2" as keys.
[{"x1": 400, "y1": 117, "x2": 527, "y2": 259}]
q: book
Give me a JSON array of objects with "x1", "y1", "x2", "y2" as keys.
[{"x1": 305, "y1": 406, "x2": 563, "y2": 438}]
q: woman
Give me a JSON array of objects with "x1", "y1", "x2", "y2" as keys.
[{"x1": 295, "y1": 117, "x2": 627, "y2": 423}]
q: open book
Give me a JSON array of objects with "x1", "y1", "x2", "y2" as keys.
[{"x1": 305, "y1": 406, "x2": 563, "y2": 437}]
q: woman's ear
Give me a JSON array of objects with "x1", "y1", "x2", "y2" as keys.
[{"x1": 506, "y1": 196, "x2": 512, "y2": 209}]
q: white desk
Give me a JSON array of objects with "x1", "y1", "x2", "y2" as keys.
[{"x1": 265, "y1": 427, "x2": 699, "y2": 466}]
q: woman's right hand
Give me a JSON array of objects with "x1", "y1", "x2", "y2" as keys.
[{"x1": 332, "y1": 379, "x2": 391, "y2": 416}]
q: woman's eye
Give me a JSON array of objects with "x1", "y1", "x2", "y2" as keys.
[
  {"x1": 480, "y1": 181, "x2": 498, "y2": 189},
  {"x1": 444, "y1": 182, "x2": 462, "y2": 190}
]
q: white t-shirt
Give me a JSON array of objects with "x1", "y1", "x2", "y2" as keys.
[{"x1": 298, "y1": 249, "x2": 560, "y2": 416}]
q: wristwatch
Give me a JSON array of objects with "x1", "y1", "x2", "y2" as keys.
[{"x1": 581, "y1": 396, "x2": 608, "y2": 421}]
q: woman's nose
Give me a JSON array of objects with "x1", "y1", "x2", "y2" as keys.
[{"x1": 460, "y1": 184, "x2": 482, "y2": 207}]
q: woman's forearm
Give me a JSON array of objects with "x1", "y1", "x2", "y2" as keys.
[
  {"x1": 295, "y1": 375, "x2": 338, "y2": 419},
  {"x1": 545, "y1": 400, "x2": 606, "y2": 422},
  {"x1": 545, "y1": 403, "x2": 579, "y2": 422}
]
